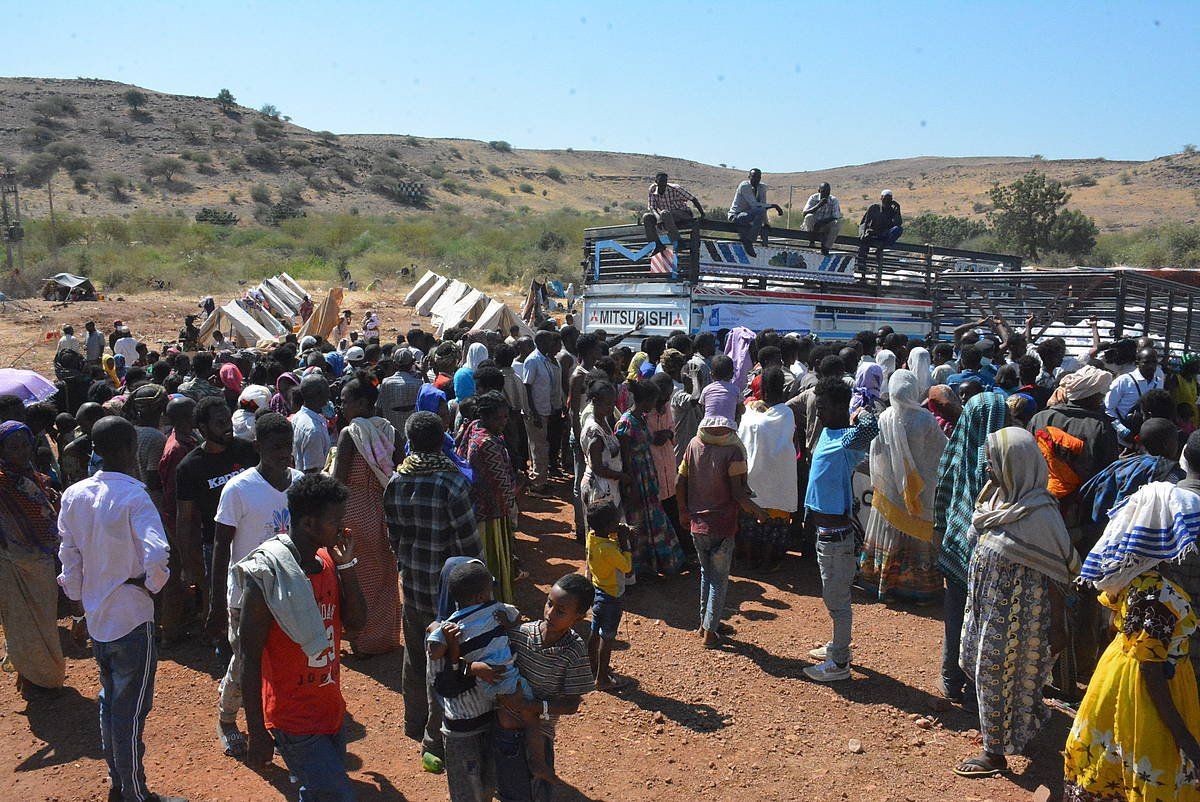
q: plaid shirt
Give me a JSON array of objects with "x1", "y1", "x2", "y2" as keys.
[
  {"x1": 376, "y1": 371, "x2": 423, "y2": 435},
  {"x1": 647, "y1": 182, "x2": 697, "y2": 213},
  {"x1": 384, "y1": 468, "x2": 481, "y2": 618}
]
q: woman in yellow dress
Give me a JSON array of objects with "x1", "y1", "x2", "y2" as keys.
[{"x1": 1065, "y1": 480, "x2": 1200, "y2": 801}]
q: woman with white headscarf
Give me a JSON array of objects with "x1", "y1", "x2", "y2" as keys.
[
  {"x1": 953, "y1": 427, "x2": 1079, "y2": 778},
  {"x1": 453, "y1": 341, "x2": 490, "y2": 401},
  {"x1": 906, "y1": 346, "x2": 932, "y2": 399},
  {"x1": 859, "y1": 370, "x2": 947, "y2": 604},
  {"x1": 1063, "y1": 479, "x2": 1200, "y2": 800}
]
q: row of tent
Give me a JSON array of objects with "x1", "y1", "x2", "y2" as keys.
[
  {"x1": 196, "y1": 272, "x2": 345, "y2": 348},
  {"x1": 403, "y1": 270, "x2": 532, "y2": 338}
]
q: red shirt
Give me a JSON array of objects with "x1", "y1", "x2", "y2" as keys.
[
  {"x1": 261, "y1": 549, "x2": 345, "y2": 734},
  {"x1": 157, "y1": 430, "x2": 198, "y2": 529}
]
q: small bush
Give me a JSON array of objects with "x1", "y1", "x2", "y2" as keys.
[
  {"x1": 425, "y1": 164, "x2": 446, "y2": 179},
  {"x1": 244, "y1": 145, "x2": 280, "y2": 170},
  {"x1": 405, "y1": 136, "x2": 421, "y2": 148},
  {"x1": 72, "y1": 172, "x2": 93, "y2": 192},
  {"x1": 329, "y1": 159, "x2": 356, "y2": 183},
  {"x1": 441, "y1": 179, "x2": 464, "y2": 194},
  {"x1": 544, "y1": 166, "x2": 563, "y2": 182},
  {"x1": 226, "y1": 154, "x2": 246, "y2": 173},
  {"x1": 250, "y1": 183, "x2": 272, "y2": 204},
  {"x1": 385, "y1": 147, "x2": 401, "y2": 159},
  {"x1": 316, "y1": 130, "x2": 338, "y2": 142},
  {"x1": 487, "y1": 164, "x2": 505, "y2": 177},
  {"x1": 279, "y1": 181, "x2": 306, "y2": 206},
  {"x1": 123, "y1": 89, "x2": 148, "y2": 111},
  {"x1": 448, "y1": 147, "x2": 462, "y2": 159},
  {"x1": 252, "y1": 119, "x2": 284, "y2": 141},
  {"x1": 19, "y1": 125, "x2": 59, "y2": 149},
  {"x1": 141, "y1": 156, "x2": 187, "y2": 183},
  {"x1": 102, "y1": 173, "x2": 129, "y2": 202},
  {"x1": 259, "y1": 103, "x2": 281, "y2": 119},
  {"x1": 489, "y1": 140, "x2": 513, "y2": 153},
  {"x1": 518, "y1": 182, "x2": 534, "y2": 194},
  {"x1": 32, "y1": 95, "x2": 79, "y2": 120}
]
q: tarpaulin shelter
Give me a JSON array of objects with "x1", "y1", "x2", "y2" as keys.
[
  {"x1": 276, "y1": 272, "x2": 308, "y2": 301},
  {"x1": 521, "y1": 280, "x2": 549, "y2": 324},
  {"x1": 197, "y1": 302, "x2": 277, "y2": 347},
  {"x1": 298, "y1": 286, "x2": 345, "y2": 341},
  {"x1": 434, "y1": 289, "x2": 488, "y2": 336},
  {"x1": 415, "y1": 276, "x2": 451, "y2": 316},
  {"x1": 470, "y1": 299, "x2": 533, "y2": 338},
  {"x1": 41, "y1": 273, "x2": 97, "y2": 301},
  {"x1": 404, "y1": 271, "x2": 439, "y2": 306},
  {"x1": 246, "y1": 303, "x2": 290, "y2": 337},
  {"x1": 429, "y1": 280, "x2": 470, "y2": 321}
]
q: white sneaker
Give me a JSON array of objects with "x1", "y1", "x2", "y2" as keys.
[
  {"x1": 803, "y1": 658, "x2": 851, "y2": 682},
  {"x1": 808, "y1": 645, "x2": 853, "y2": 662}
]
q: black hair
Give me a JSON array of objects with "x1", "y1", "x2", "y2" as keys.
[
  {"x1": 405, "y1": 411, "x2": 445, "y2": 452},
  {"x1": 854, "y1": 330, "x2": 878, "y2": 354},
  {"x1": 124, "y1": 366, "x2": 148, "y2": 390},
  {"x1": 343, "y1": 370, "x2": 379, "y2": 406},
  {"x1": 628, "y1": 378, "x2": 659, "y2": 406},
  {"x1": 1185, "y1": 429, "x2": 1200, "y2": 472},
  {"x1": 813, "y1": 376, "x2": 851, "y2": 407},
  {"x1": 474, "y1": 390, "x2": 509, "y2": 421},
  {"x1": 192, "y1": 352, "x2": 214, "y2": 376},
  {"x1": 817, "y1": 354, "x2": 845, "y2": 378},
  {"x1": 693, "y1": 332, "x2": 716, "y2": 353},
  {"x1": 150, "y1": 362, "x2": 171, "y2": 384},
  {"x1": 576, "y1": 333, "x2": 601, "y2": 358},
  {"x1": 585, "y1": 501, "x2": 621, "y2": 534},
  {"x1": 194, "y1": 395, "x2": 228, "y2": 426},
  {"x1": 494, "y1": 344, "x2": 516, "y2": 368},
  {"x1": 300, "y1": 374, "x2": 330, "y2": 404},
  {"x1": 959, "y1": 343, "x2": 982, "y2": 369},
  {"x1": 761, "y1": 366, "x2": 787, "y2": 401},
  {"x1": 1140, "y1": 389, "x2": 1175, "y2": 422},
  {"x1": 587, "y1": 379, "x2": 616, "y2": 403},
  {"x1": 91, "y1": 415, "x2": 136, "y2": 459},
  {"x1": 837, "y1": 346, "x2": 860, "y2": 374},
  {"x1": 254, "y1": 411, "x2": 294, "y2": 444},
  {"x1": 534, "y1": 329, "x2": 558, "y2": 350},
  {"x1": 553, "y1": 573, "x2": 595, "y2": 616},
  {"x1": 757, "y1": 345, "x2": 782, "y2": 367},
  {"x1": 995, "y1": 363, "x2": 1020, "y2": 392},
  {"x1": 711, "y1": 353, "x2": 734, "y2": 380},
  {"x1": 1017, "y1": 354, "x2": 1041, "y2": 385},
  {"x1": 474, "y1": 364, "x2": 505, "y2": 394},
  {"x1": 666, "y1": 333, "x2": 692, "y2": 355},
  {"x1": 641, "y1": 336, "x2": 666, "y2": 359},
  {"x1": 287, "y1": 473, "x2": 350, "y2": 525},
  {"x1": 933, "y1": 342, "x2": 955, "y2": 360},
  {"x1": 448, "y1": 561, "x2": 494, "y2": 606}
]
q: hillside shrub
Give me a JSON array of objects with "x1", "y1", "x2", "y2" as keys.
[
  {"x1": 250, "y1": 183, "x2": 272, "y2": 204},
  {"x1": 544, "y1": 166, "x2": 563, "y2": 182},
  {"x1": 123, "y1": 89, "x2": 148, "y2": 111},
  {"x1": 488, "y1": 141, "x2": 513, "y2": 153},
  {"x1": 518, "y1": 183, "x2": 534, "y2": 194},
  {"x1": 142, "y1": 156, "x2": 186, "y2": 183},
  {"x1": 244, "y1": 145, "x2": 280, "y2": 170}
]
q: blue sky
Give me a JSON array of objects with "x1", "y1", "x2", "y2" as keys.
[{"x1": 5, "y1": 1, "x2": 1197, "y2": 171}]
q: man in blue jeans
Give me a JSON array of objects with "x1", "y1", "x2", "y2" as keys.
[
  {"x1": 802, "y1": 379, "x2": 879, "y2": 682},
  {"x1": 57, "y1": 416, "x2": 180, "y2": 802},
  {"x1": 856, "y1": 189, "x2": 904, "y2": 269},
  {"x1": 726, "y1": 169, "x2": 784, "y2": 257}
]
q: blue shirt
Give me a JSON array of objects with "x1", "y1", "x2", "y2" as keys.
[
  {"x1": 945, "y1": 369, "x2": 995, "y2": 390},
  {"x1": 804, "y1": 415, "x2": 879, "y2": 516},
  {"x1": 453, "y1": 367, "x2": 476, "y2": 401},
  {"x1": 416, "y1": 382, "x2": 447, "y2": 414}
]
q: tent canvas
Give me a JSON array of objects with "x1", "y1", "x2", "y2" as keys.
[
  {"x1": 434, "y1": 289, "x2": 488, "y2": 335},
  {"x1": 41, "y1": 273, "x2": 97, "y2": 300},
  {"x1": 247, "y1": 304, "x2": 290, "y2": 337},
  {"x1": 430, "y1": 280, "x2": 470, "y2": 321},
  {"x1": 470, "y1": 299, "x2": 533, "y2": 338},
  {"x1": 276, "y1": 272, "x2": 308, "y2": 301},
  {"x1": 259, "y1": 280, "x2": 299, "y2": 317},
  {"x1": 197, "y1": 302, "x2": 277, "y2": 347},
  {"x1": 265, "y1": 276, "x2": 303, "y2": 311},
  {"x1": 415, "y1": 276, "x2": 451, "y2": 316},
  {"x1": 298, "y1": 286, "x2": 344, "y2": 341},
  {"x1": 404, "y1": 271, "x2": 439, "y2": 306}
]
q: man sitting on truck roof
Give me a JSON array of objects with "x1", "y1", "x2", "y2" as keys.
[
  {"x1": 727, "y1": 169, "x2": 783, "y2": 257},
  {"x1": 857, "y1": 189, "x2": 904, "y2": 268},
  {"x1": 802, "y1": 182, "x2": 843, "y2": 255},
  {"x1": 643, "y1": 171, "x2": 705, "y2": 255}
]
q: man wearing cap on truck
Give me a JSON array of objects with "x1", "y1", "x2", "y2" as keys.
[{"x1": 857, "y1": 189, "x2": 904, "y2": 268}]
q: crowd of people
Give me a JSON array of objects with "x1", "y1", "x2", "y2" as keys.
[{"x1": 1, "y1": 299, "x2": 1199, "y2": 802}]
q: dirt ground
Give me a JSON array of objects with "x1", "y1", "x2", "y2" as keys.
[{"x1": 0, "y1": 290, "x2": 1068, "y2": 802}]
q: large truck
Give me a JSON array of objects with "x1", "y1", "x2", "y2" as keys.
[{"x1": 579, "y1": 219, "x2": 1020, "y2": 343}]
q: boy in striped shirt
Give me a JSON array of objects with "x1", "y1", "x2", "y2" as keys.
[{"x1": 427, "y1": 562, "x2": 552, "y2": 800}]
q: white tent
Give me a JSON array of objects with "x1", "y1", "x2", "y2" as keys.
[
  {"x1": 404, "y1": 271, "x2": 439, "y2": 306},
  {"x1": 470, "y1": 299, "x2": 534, "y2": 338},
  {"x1": 276, "y1": 272, "x2": 308, "y2": 301},
  {"x1": 256, "y1": 283, "x2": 294, "y2": 319},
  {"x1": 247, "y1": 304, "x2": 290, "y2": 337},
  {"x1": 435, "y1": 289, "x2": 489, "y2": 336},
  {"x1": 265, "y1": 276, "x2": 303, "y2": 311},
  {"x1": 196, "y1": 302, "x2": 278, "y2": 347},
  {"x1": 429, "y1": 280, "x2": 470, "y2": 321},
  {"x1": 415, "y1": 276, "x2": 452, "y2": 316}
]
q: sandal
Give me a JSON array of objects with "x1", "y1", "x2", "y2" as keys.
[{"x1": 952, "y1": 755, "x2": 1006, "y2": 778}]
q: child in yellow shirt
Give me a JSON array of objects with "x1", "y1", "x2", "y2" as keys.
[{"x1": 584, "y1": 502, "x2": 632, "y2": 691}]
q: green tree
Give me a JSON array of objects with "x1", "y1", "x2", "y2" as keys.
[
  {"x1": 987, "y1": 171, "x2": 1070, "y2": 259},
  {"x1": 1048, "y1": 208, "x2": 1098, "y2": 257},
  {"x1": 123, "y1": 89, "x2": 148, "y2": 112},
  {"x1": 216, "y1": 88, "x2": 236, "y2": 111},
  {"x1": 259, "y1": 103, "x2": 281, "y2": 119},
  {"x1": 905, "y1": 213, "x2": 989, "y2": 248},
  {"x1": 142, "y1": 156, "x2": 186, "y2": 183}
]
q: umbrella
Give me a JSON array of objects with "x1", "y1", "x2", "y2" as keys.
[{"x1": 0, "y1": 368, "x2": 58, "y2": 405}]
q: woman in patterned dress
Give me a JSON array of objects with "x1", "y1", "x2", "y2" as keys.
[
  {"x1": 462, "y1": 391, "x2": 519, "y2": 604},
  {"x1": 953, "y1": 427, "x2": 1080, "y2": 778},
  {"x1": 615, "y1": 379, "x2": 684, "y2": 579},
  {"x1": 331, "y1": 372, "x2": 404, "y2": 655},
  {"x1": 1064, "y1": 480, "x2": 1200, "y2": 801}
]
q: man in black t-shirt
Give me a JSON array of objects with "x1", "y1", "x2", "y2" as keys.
[{"x1": 175, "y1": 397, "x2": 257, "y2": 628}]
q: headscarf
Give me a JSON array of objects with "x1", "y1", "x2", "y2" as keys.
[
  {"x1": 1082, "y1": 481, "x2": 1200, "y2": 594},
  {"x1": 934, "y1": 391, "x2": 1009, "y2": 590},
  {"x1": 971, "y1": 427, "x2": 1079, "y2": 585},
  {"x1": 627, "y1": 352, "x2": 648, "y2": 382},
  {"x1": 128, "y1": 383, "x2": 167, "y2": 416},
  {"x1": 465, "y1": 342, "x2": 489, "y2": 371},
  {"x1": 270, "y1": 371, "x2": 301, "y2": 415},
  {"x1": 113, "y1": 353, "x2": 127, "y2": 381},
  {"x1": 1060, "y1": 364, "x2": 1113, "y2": 402},
  {"x1": 0, "y1": 421, "x2": 34, "y2": 451},
  {"x1": 698, "y1": 415, "x2": 742, "y2": 448},
  {"x1": 0, "y1": 422, "x2": 59, "y2": 556},
  {"x1": 870, "y1": 370, "x2": 947, "y2": 542},
  {"x1": 102, "y1": 354, "x2": 120, "y2": 387},
  {"x1": 850, "y1": 362, "x2": 884, "y2": 414},
  {"x1": 906, "y1": 347, "x2": 931, "y2": 398},
  {"x1": 924, "y1": 384, "x2": 961, "y2": 436},
  {"x1": 233, "y1": 384, "x2": 273, "y2": 441},
  {"x1": 218, "y1": 363, "x2": 244, "y2": 394},
  {"x1": 346, "y1": 416, "x2": 398, "y2": 486},
  {"x1": 876, "y1": 349, "x2": 897, "y2": 386},
  {"x1": 324, "y1": 351, "x2": 346, "y2": 378}
]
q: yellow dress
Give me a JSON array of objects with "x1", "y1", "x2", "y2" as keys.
[{"x1": 1064, "y1": 571, "x2": 1200, "y2": 801}]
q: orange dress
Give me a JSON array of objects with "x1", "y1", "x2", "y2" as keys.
[{"x1": 345, "y1": 450, "x2": 403, "y2": 655}]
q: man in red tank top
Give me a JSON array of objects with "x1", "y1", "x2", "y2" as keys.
[{"x1": 239, "y1": 474, "x2": 366, "y2": 801}]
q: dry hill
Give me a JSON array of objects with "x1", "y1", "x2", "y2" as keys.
[{"x1": 3, "y1": 76, "x2": 1199, "y2": 230}]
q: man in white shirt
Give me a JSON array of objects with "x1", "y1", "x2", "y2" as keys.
[
  {"x1": 802, "y1": 182, "x2": 843, "y2": 255},
  {"x1": 113, "y1": 328, "x2": 140, "y2": 365},
  {"x1": 727, "y1": 168, "x2": 783, "y2": 257},
  {"x1": 292, "y1": 375, "x2": 332, "y2": 473},
  {"x1": 57, "y1": 324, "x2": 82, "y2": 354},
  {"x1": 208, "y1": 412, "x2": 302, "y2": 756},
  {"x1": 1105, "y1": 347, "x2": 1164, "y2": 442},
  {"x1": 57, "y1": 416, "x2": 179, "y2": 802}
]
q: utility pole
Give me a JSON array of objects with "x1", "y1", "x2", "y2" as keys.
[
  {"x1": 47, "y1": 175, "x2": 59, "y2": 266},
  {"x1": 786, "y1": 185, "x2": 805, "y2": 229},
  {"x1": 1, "y1": 170, "x2": 24, "y2": 277}
]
